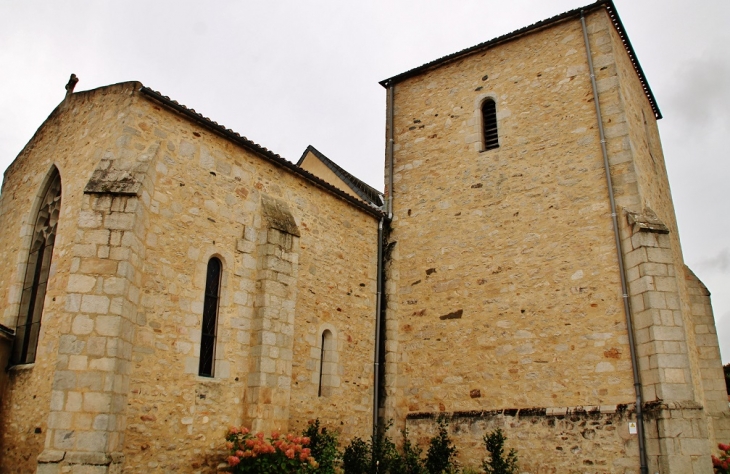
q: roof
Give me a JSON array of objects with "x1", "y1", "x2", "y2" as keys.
[
  {"x1": 297, "y1": 145, "x2": 383, "y2": 208},
  {"x1": 139, "y1": 87, "x2": 385, "y2": 218},
  {"x1": 379, "y1": 0, "x2": 661, "y2": 119}
]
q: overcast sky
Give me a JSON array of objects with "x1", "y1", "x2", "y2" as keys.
[{"x1": 1, "y1": 1, "x2": 728, "y2": 362}]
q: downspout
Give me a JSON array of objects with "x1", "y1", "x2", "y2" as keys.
[
  {"x1": 580, "y1": 11, "x2": 648, "y2": 474},
  {"x1": 373, "y1": 80, "x2": 396, "y2": 435},
  {"x1": 373, "y1": 218, "x2": 384, "y2": 435},
  {"x1": 386, "y1": 83, "x2": 395, "y2": 220}
]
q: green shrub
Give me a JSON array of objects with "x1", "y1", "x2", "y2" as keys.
[
  {"x1": 303, "y1": 420, "x2": 340, "y2": 474},
  {"x1": 481, "y1": 429, "x2": 518, "y2": 474},
  {"x1": 391, "y1": 429, "x2": 426, "y2": 474},
  {"x1": 425, "y1": 417, "x2": 458, "y2": 474},
  {"x1": 343, "y1": 437, "x2": 371, "y2": 474}
]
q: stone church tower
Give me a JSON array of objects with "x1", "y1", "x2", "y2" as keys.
[
  {"x1": 379, "y1": 1, "x2": 728, "y2": 472},
  {"x1": 0, "y1": 1, "x2": 727, "y2": 473}
]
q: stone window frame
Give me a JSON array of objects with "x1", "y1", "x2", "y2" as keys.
[
  {"x1": 188, "y1": 247, "x2": 233, "y2": 380},
  {"x1": 314, "y1": 323, "x2": 340, "y2": 397},
  {"x1": 7, "y1": 165, "x2": 63, "y2": 367},
  {"x1": 473, "y1": 93, "x2": 500, "y2": 152},
  {"x1": 198, "y1": 257, "x2": 222, "y2": 377}
]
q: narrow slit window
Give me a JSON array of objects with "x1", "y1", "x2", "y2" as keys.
[
  {"x1": 482, "y1": 99, "x2": 499, "y2": 151},
  {"x1": 318, "y1": 329, "x2": 334, "y2": 397},
  {"x1": 198, "y1": 257, "x2": 222, "y2": 377},
  {"x1": 12, "y1": 168, "x2": 62, "y2": 365}
]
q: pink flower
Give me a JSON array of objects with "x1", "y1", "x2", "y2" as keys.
[
  {"x1": 235, "y1": 450, "x2": 244, "y2": 457},
  {"x1": 241, "y1": 427, "x2": 250, "y2": 434},
  {"x1": 225, "y1": 442, "x2": 234, "y2": 450},
  {"x1": 256, "y1": 431, "x2": 265, "y2": 440},
  {"x1": 719, "y1": 443, "x2": 730, "y2": 452},
  {"x1": 228, "y1": 426, "x2": 240, "y2": 435},
  {"x1": 301, "y1": 436, "x2": 310, "y2": 446},
  {"x1": 227, "y1": 456, "x2": 241, "y2": 467},
  {"x1": 285, "y1": 448, "x2": 295, "y2": 459},
  {"x1": 271, "y1": 430, "x2": 280, "y2": 440}
]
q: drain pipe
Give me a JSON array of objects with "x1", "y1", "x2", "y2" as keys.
[
  {"x1": 386, "y1": 82, "x2": 395, "y2": 219},
  {"x1": 581, "y1": 11, "x2": 648, "y2": 474},
  {"x1": 373, "y1": 81, "x2": 396, "y2": 435},
  {"x1": 373, "y1": 218, "x2": 384, "y2": 436}
]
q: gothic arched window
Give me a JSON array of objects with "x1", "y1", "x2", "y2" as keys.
[
  {"x1": 198, "y1": 257, "x2": 222, "y2": 377},
  {"x1": 482, "y1": 98, "x2": 499, "y2": 151},
  {"x1": 12, "y1": 168, "x2": 62, "y2": 365}
]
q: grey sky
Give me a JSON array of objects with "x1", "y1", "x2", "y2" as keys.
[{"x1": 1, "y1": 1, "x2": 728, "y2": 361}]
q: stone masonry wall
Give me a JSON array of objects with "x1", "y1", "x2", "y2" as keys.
[
  {"x1": 0, "y1": 83, "x2": 379, "y2": 472},
  {"x1": 685, "y1": 268, "x2": 730, "y2": 445},
  {"x1": 113, "y1": 92, "x2": 378, "y2": 471},
  {"x1": 385, "y1": 11, "x2": 635, "y2": 435},
  {"x1": 600, "y1": 10, "x2": 724, "y2": 470},
  {"x1": 406, "y1": 406, "x2": 640, "y2": 473},
  {"x1": 0, "y1": 83, "x2": 140, "y2": 473}
]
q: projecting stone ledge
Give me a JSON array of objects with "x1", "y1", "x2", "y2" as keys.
[
  {"x1": 84, "y1": 168, "x2": 143, "y2": 195},
  {"x1": 626, "y1": 208, "x2": 670, "y2": 234},
  {"x1": 261, "y1": 194, "x2": 300, "y2": 237}
]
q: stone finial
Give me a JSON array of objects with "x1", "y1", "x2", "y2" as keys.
[{"x1": 65, "y1": 74, "x2": 79, "y2": 95}]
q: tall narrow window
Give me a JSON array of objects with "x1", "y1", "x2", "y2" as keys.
[
  {"x1": 318, "y1": 329, "x2": 335, "y2": 397},
  {"x1": 198, "y1": 257, "x2": 222, "y2": 377},
  {"x1": 12, "y1": 168, "x2": 62, "y2": 365},
  {"x1": 482, "y1": 98, "x2": 499, "y2": 151}
]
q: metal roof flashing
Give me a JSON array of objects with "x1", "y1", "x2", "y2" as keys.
[{"x1": 379, "y1": 0, "x2": 661, "y2": 119}]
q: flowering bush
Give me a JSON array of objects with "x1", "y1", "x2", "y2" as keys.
[
  {"x1": 713, "y1": 443, "x2": 730, "y2": 473},
  {"x1": 225, "y1": 426, "x2": 318, "y2": 473}
]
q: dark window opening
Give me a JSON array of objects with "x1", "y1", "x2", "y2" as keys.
[
  {"x1": 12, "y1": 169, "x2": 62, "y2": 365},
  {"x1": 198, "y1": 257, "x2": 222, "y2": 377},
  {"x1": 318, "y1": 329, "x2": 334, "y2": 397},
  {"x1": 482, "y1": 99, "x2": 499, "y2": 151}
]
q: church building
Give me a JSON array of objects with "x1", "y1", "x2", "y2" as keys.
[{"x1": 0, "y1": 1, "x2": 727, "y2": 473}]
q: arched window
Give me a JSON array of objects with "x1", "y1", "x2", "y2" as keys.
[
  {"x1": 12, "y1": 168, "x2": 62, "y2": 365},
  {"x1": 482, "y1": 98, "x2": 499, "y2": 151},
  {"x1": 198, "y1": 257, "x2": 222, "y2": 377},
  {"x1": 318, "y1": 329, "x2": 337, "y2": 397}
]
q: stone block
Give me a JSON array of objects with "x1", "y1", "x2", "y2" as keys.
[
  {"x1": 66, "y1": 275, "x2": 96, "y2": 293},
  {"x1": 80, "y1": 296, "x2": 111, "y2": 315},
  {"x1": 83, "y1": 392, "x2": 112, "y2": 413},
  {"x1": 647, "y1": 247, "x2": 673, "y2": 264}
]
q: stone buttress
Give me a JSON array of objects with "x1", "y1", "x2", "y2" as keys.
[{"x1": 37, "y1": 123, "x2": 158, "y2": 473}]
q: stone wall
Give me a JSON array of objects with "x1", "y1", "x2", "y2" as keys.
[
  {"x1": 0, "y1": 83, "x2": 140, "y2": 473},
  {"x1": 383, "y1": 6, "x2": 721, "y2": 472},
  {"x1": 405, "y1": 405, "x2": 640, "y2": 473},
  {"x1": 384, "y1": 10, "x2": 634, "y2": 429},
  {"x1": 0, "y1": 84, "x2": 379, "y2": 472}
]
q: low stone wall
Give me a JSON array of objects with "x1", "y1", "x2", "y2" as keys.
[{"x1": 404, "y1": 405, "x2": 640, "y2": 473}]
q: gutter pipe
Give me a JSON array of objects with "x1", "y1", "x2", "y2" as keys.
[
  {"x1": 386, "y1": 83, "x2": 395, "y2": 219},
  {"x1": 374, "y1": 81, "x2": 396, "y2": 434},
  {"x1": 580, "y1": 11, "x2": 648, "y2": 474},
  {"x1": 373, "y1": 218, "x2": 384, "y2": 435}
]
